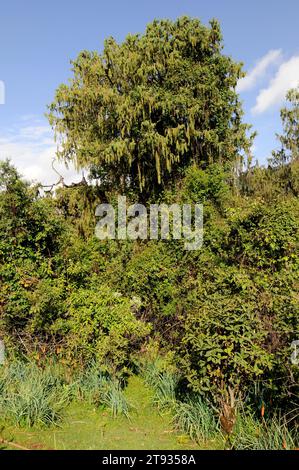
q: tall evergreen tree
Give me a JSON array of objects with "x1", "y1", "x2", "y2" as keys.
[{"x1": 48, "y1": 17, "x2": 252, "y2": 197}]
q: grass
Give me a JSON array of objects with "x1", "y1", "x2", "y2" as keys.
[
  {"x1": 0, "y1": 361, "x2": 132, "y2": 429},
  {"x1": 152, "y1": 373, "x2": 178, "y2": 410},
  {"x1": 0, "y1": 361, "x2": 69, "y2": 427},
  {"x1": 72, "y1": 364, "x2": 131, "y2": 417},
  {"x1": 141, "y1": 360, "x2": 178, "y2": 409},
  {"x1": 173, "y1": 397, "x2": 219, "y2": 443},
  {"x1": 231, "y1": 409, "x2": 298, "y2": 450},
  {"x1": 1, "y1": 376, "x2": 204, "y2": 450},
  {"x1": 1, "y1": 360, "x2": 297, "y2": 450},
  {"x1": 101, "y1": 381, "x2": 132, "y2": 418}
]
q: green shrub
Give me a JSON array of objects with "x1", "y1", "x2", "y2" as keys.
[{"x1": 63, "y1": 285, "x2": 150, "y2": 373}]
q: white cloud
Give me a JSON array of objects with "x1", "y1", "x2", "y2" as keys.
[
  {"x1": 252, "y1": 55, "x2": 299, "y2": 114},
  {"x1": 236, "y1": 49, "x2": 282, "y2": 93},
  {"x1": 0, "y1": 118, "x2": 80, "y2": 185},
  {"x1": 19, "y1": 125, "x2": 52, "y2": 139}
]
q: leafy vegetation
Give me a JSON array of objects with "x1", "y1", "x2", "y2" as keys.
[
  {"x1": 1, "y1": 375, "x2": 201, "y2": 450},
  {"x1": 232, "y1": 409, "x2": 297, "y2": 450},
  {"x1": 0, "y1": 362, "x2": 68, "y2": 427},
  {"x1": 173, "y1": 398, "x2": 218, "y2": 443},
  {"x1": 0, "y1": 16, "x2": 298, "y2": 449},
  {"x1": 48, "y1": 16, "x2": 253, "y2": 197}
]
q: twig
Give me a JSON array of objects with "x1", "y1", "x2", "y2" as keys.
[{"x1": 0, "y1": 438, "x2": 30, "y2": 450}]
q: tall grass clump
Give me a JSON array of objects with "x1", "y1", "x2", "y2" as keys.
[
  {"x1": 72, "y1": 363, "x2": 108, "y2": 404},
  {"x1": 173, "y1": 396, "x2": 219, "y2": 442},
  {"x1": 0, "y1": 361, "x2": 69, "y2": 427},
  {"x1": 141, "y1": 360, "x2": 178, "y2": 409},
  {"x1": 73, "y1": 363, "x2": 131, "y2": 418},
  {"x1": 141, "y1": 359, "x2": 162, "y2": 388},
  {"x1": 232, "y1": 409, "x2": 299, "y2": 450},
  {"x1": 152, "y1": 372, "x2": 178, "y2": 410},
  {"x1": 100, "y1": 381, "x2": 131, "y2": 418}
]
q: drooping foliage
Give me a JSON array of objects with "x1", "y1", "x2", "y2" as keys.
[
  {"x1": 48, "y1": 17, "x2": 252, "y2": 197},
  {"x1": 0, "y1": 18, "x2": 298, "y2": 429}
]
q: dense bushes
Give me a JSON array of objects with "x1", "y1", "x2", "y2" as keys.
[
  {"x1": 0, "y1": 17, "x2": 298, "y2": 449},
  {"x1": 0, "y1": 25, "x2": 298, "y2": 445},
  {"x1": 176, "y1": 199, "x2": 299, "y2": 402},
  {"x1": 0, "y1": 158, "x2": 298, "y2": 416},
  {"x1": 1, "y1": 155, "x2": 298, "y2": 411},
  {"x1": 64, "y1": 285, "x2": 150, "y2": 374}
]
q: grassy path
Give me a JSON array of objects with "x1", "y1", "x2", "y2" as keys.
[{"x1": 2, "y1": 376, "x2": 203, "y2": 450}]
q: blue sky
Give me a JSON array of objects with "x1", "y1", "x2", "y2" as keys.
[{"x1": 0, "y1": 0, "x2": 298, "y2": 183}]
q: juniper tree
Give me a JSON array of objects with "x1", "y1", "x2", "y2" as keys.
[{"x1": 48, "y1": 16, "x2": 252, "y2": 197}]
